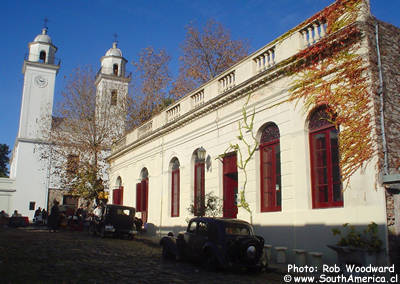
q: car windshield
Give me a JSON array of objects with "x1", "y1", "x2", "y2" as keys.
[
  {"x1": 108, "y1": 207, "x2": 134, "y2": 217},
  {"x1": 225, "y1": 223, "x2": 252, "y2": 236}
]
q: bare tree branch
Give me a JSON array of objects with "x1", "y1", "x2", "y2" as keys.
[{"x1": 171, "y1": 19, "x2": 249, "y2": 98}]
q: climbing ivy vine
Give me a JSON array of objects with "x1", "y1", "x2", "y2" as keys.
[
  {"x1": 218, "y1": 95, "x2": 258, "y2": 224},
  {"x1": 287, "y1": 0, "x2": 373, "y2": 187}
]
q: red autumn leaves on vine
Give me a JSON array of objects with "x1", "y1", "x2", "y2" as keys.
[{"x1": 288, "y1": 0, "x2": 373, "y2": 186}]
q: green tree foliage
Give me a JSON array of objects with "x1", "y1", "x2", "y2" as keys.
[{"x1": 0, "y1": 144, "x2": 10, "y2": 177}]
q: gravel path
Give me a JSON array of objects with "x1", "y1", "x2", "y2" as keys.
[{"x1": 0, "y1": 226, "x2": 283, "y2": 283}]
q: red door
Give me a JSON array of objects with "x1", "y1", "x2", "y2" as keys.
[
  {"x1": 223, "y1": 154, "x2": 238, "y2": 218},
  {"x1": 141, "y1": 178, "x2": 148, "y2": 224},
  {"x1": 136, "y1": 179, "x2": 148, "y2": 224},
  {"x1": 113, "y1": 186, "x2": 123, "y2": 205}
]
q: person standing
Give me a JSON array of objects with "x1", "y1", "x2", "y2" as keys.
[
  {"x1": 48, "y1": 200, "x2": 60, "y2": 232},
  {"x1": 34, "y1": 207, "x2": 42, "y2": 225},
  {"x1": 12, "y1": 210, "x2": 21, "y2": 217},
  {"x1": 41, "y1": 208, "x2": 48, "y2": 224},
  {"x1": 0, "y1": 210, "x2": 9, "y2": 227},
  {"x1": 34, "y1": 207, "x2": 41, "y2": 218}
]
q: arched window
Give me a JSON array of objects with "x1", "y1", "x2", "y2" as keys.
[
  {"x1": 113, "y1": 64, "x2": 118, "y2": 76},
  {"x1": 170, "y1": 158, "x2": 180, "y2": 217},
  {"x1": 260, "y1": 123, "x2": 281, "y2": 212},
  {"x1": 193, "y1": 148, "x2": 206, "y2": 216},
  {"x1": 136, "y1": 168, "x2": 149, "y2": 223},
  {"x1": 39, "y1": 51, "x2": 46, "y2": 63},
  {"x1": 309, "y1": 107, "x2": 342, "y2": 208}
]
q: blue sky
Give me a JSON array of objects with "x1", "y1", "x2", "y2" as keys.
[{"x1": 0, "y1": 0, "x2": 398, "y2": 152}]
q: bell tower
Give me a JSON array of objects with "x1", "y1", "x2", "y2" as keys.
[
  {"x1": 10, "y1": 26, "x2": 60, "y2": 219},
  {"x1": 18, "y1": 27, "x2": 60, "y2": 139},
  {"x1": 95, "y1": 41, "x2": 131, "y2": 137}
]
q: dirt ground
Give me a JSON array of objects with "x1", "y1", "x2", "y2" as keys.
[{"x1": 0, "y1": 226, "x2": 283, "y2": 284}]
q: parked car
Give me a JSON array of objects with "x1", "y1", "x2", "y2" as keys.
[
  {"x1": 89, "y1": 204, "x2": 137, "y2": 239},
  {"x1": 160, "y1": 217, "x2": 268, "y2": 271},
  {"x1": 9, "y1": 216, "x2": 29, "y2": 227}
]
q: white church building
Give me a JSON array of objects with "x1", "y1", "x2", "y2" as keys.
[
  {"x1": 6, "y1": 27, "x2": 129, "y2": 220},
  {"x1": 107, "y1": 0, "x2": 400, "y2": 265}
]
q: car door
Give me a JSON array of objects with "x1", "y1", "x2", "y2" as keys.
[
  {"x1": 192, "y1": 221, "x2": 209, "y2": 258},
  {"x1": 185, "y1": 220, "x2": 209, "y2": 260},
  {"x1": 184, "y1": 220, "x2": 198, "y2": 257}
]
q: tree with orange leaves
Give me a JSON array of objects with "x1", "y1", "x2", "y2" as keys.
[
  {"x1": 171, "y1": 19, "x2": 249, "y2": 98},
  {"x1": 128, "y1": 46, "x2": 173, "y2": 129},
  {"x1": 39, "y1": 66, "x2": 129, "y2": 200}
]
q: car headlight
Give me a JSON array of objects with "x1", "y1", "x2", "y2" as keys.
[{"x1": 247, "y1": 245, "x2": 256, "y2": 259}]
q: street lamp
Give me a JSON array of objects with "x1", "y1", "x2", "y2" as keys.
[{"x1": 197, "y1": 146, "x2": 206, "y2": 161}]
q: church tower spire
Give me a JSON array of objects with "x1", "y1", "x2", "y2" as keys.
[
  {"x1": 19, "y1": 27, "x2": 60, "y2": 139},
  {"x1": 10, "y1": 26, "x2": 60, "y2": 219},
  {"x1": 95, "y1": 40, "x2": 131, "y2": 137}
]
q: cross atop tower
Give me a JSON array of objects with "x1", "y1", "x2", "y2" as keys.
[
  {"x1": 43, "y1": 18, "x2": 49, "y2": 29},
  {"x1": 113, "y1": 33, "x2": 118, "y2": 44}
]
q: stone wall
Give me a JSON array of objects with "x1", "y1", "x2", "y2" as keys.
[
  {"x1": 47, "y1": 188, "x2": 87, "y2": 211},
  {"x1": 379, "y1": 19, "x2": 400, "y2": 269},
  {"x1": 366, "y1": 17, "x2": 400, "y2": 267}
]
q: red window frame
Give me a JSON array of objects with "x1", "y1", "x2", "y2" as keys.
[
  {"x1": 194, "y1": 162, "x2": 205, "y2": 216},
  {"x1": 260, "y1": 139, "x2": 281, "y2": 212},
  {"x1": 310, "y1": 125, "x2": 343, "y2": 209},
  {"x1": 171, "y1": 168, "x2": 180, "y2": 217}
]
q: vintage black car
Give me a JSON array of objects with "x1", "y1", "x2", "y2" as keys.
[
  {"x1": 160, "y1": 217, "x2": 268, "y2": 271},
  {"x1": 89, "y1": 204, "x2": 137, "y2": 239}
]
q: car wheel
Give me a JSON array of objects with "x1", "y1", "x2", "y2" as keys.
[
  {"x1": 203, "y1": 249, "x2": 218, "y2": 271},
  {"x1": 88, "y1": 224, "x2": 96, "y2": 236},
  {"x1": 100, "y1": 226, "x2": 106, "y2": 238},
  {"x1": 162, "y1": 245, "x2": 170, "y2": 259},
  {"x1": 249, "y1": 253, "x2": 267, "y2": 273}
]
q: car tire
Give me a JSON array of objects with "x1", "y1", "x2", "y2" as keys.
[
  {"x1": 203, "y1": 249, "x2": 218, "y2": 271},
  {"x1": 162, "y1": 245, "x2": 173, "y2": 260},
  {"x1": 100, "y1": 226, "x2": 106, "y2": 238},
  {"x1": 88, "y1": 224, "x2": 96, "y2": 236}
]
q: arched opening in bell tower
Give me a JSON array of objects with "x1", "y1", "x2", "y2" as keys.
[
  {"x1": 39, "y1": 51, "x2": 46, "y2": 63},
  {"x1": 113, "y1": 64, "x2": 118, "y2": 76}
]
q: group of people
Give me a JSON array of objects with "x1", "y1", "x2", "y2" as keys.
[
  {"x1": 1, "y1": 209, "x2": 29, "y2": 227},
  {"x1": 2, "y1": 201, "x2": 143, "y2": 232},
  {"x1": 33, "y1": 207, "x2": 48, "y2": 225},
  {"x1": 47, "y1": 200, "x2": 90, "y2": 232}
]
